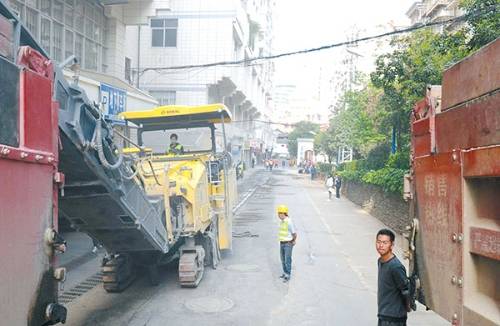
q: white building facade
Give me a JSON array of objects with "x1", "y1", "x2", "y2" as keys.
[
  {"x1": 6, "y1": 0, "x2": 275, "y2": 163},
  {"x1": 297, "y1": 138, "x2": 314, "y2": 164},
  {"x1": 406, "y1": 0, "x2": 464, "y2": 31},
  {"x1": 124, "y1": 0, "x2": 275, "y2": 165}
]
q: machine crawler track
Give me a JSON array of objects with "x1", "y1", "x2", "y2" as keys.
[
  {"x1": 178, "y1": 240, "x2": 205, "y2": 288},
  {"x1": 102, "y1": 255, "x2": 136, "y2": 293}
]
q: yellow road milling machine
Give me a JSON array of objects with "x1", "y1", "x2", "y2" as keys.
[{"x1": 59, "y1": 104, "x2": 237, "y2": 291}]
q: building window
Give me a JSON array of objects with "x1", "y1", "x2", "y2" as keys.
[
  {"x1": 8, "y1": 0, "x2": 106, "y2": 72},
  {"x1": 52, "y1": 22, "x2": 63, "y2": 61},
  {"x1": 26, "y1": 0, "x2": 39, "y2": 9},
  {"x1": 52, "y1": 0, "x2": 63, "y2": 22},
  {"x1": 100, "y1": 47, "x2": 106, "y2": 72},
  {"x1": 150, "y1": 90, "x2": 176, "y2": 105},
  {"x1": 84, "y1": 38, "x2": 97, "y2": 70},
  {"x1": 94, "y1": 23, "x2": 101, "y2": 43},
  {"x1": 40, "y1": 0, "x2": 51, "y2": 16},
  {"x1": 7, "y1": 1, "x2": 18, "y2": 17},
  {"x1": 64, "y1": 29, "x2": 73, "y2": 59},
  {"x1": 74, "y1": 33, "x2": 83, "y2": 63},
  {"x1": 85, "y1": 17, "x2": 93, "y2": 39},
  {"x1": 75, "y1": 1, "x2": 83, "y2": 28},
  {"x1": 8, "y1": 0, "x2": 23, "y2": 19},
  {"x1": 41, "y1": 17, "x2": 51, "y2": 55},
  {"x1": 151, "y1": 18, "x2": 178, "y2": 47},
  {"x1": 25, "y1": 7, "x2": 39, "y2": 38},
  {"x1": 64, "y1": 3, "x2": 73, "y2": 27}
]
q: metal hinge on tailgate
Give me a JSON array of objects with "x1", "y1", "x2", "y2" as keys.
[{"x1": 54, "y1": 172, "x2": 65, "y2": 196}]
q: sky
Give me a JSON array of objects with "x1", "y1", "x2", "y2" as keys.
[{"x1": 271, "y1": 0, "x2": 415, "y2": 101}]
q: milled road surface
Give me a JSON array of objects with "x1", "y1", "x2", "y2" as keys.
[{"x1": 62, "y1": 168, "x2": 447, "y2": 326}]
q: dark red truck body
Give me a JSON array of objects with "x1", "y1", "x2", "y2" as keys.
[
  {"x1": 0, "y1": 7, "x2": 66, "y2": 326},
  {"x1": 408, "y1": 38, "x2": 499, "y2": 326}
]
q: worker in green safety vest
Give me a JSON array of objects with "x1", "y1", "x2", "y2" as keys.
[
  {"x1": 168, "y1": 133, "x2": 184, "y2": 155},
  {"x1": 277, "y1": 204, "x2": 297, "y2": 282}
]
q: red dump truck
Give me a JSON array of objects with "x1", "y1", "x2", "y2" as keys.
[
  {"x1": 0, "y1": 6, "x2": 67, "y2": 325},
  {"x1": 406, "y1": 38, "x2": 499, "y2": 326}
]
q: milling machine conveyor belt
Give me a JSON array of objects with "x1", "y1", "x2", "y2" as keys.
[{"x1": 55, "y1": 72, "x2": 170, "y2": 254}]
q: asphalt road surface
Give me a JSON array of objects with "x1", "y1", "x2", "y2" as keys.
[{"x1": 61, "y1": 167, "x2": 447, "y2": 326}]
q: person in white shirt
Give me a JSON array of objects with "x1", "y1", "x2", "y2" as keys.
[{"x1": 326, "y1": 175, "x2": 334, "y2": 200}]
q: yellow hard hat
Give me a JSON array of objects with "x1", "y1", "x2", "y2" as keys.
[{"x1": 277, "y1": 204, "x2": 288, "y2": 214}]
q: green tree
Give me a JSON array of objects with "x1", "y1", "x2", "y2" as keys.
[
  {"x1": 324, "y1": 82, "x2": 387, "y2": 161},
  {"x1": 370, "y1": 30, "x2": 469, "y2": 150},
  {"x1": 332, "y1": 1, "x2": 499, "y2": 193},
  {"x1": 314, "y1": 131, "x2": 336, "y2": 163},
  {"x1": 461, "y1": 0, "x2": 500, "y2": 50},
  {"x1": 287, "y1": 121, "x2": 319, "y2": 157}
]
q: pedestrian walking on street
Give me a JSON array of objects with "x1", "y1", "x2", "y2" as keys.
[
  {"x1": 326, "y1": 175, "x2": 334, "y2": 200},
  {"x1": 334, "y1": 175, "x2": 342, "y2": 198},
  {"x1": 310, "y1": 165, "x2": 317, "y2": 180},
  {"x1": 277, "y1": 205, "x2": 297, "y2": 283},
  {"x1": 376, "y1": 229, "x2": 412, "y2": 326}
]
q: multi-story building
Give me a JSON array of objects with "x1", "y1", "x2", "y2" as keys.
[
  {"x1": 5, "y1": 0, "x2": 275, "y2": 163},
  {"x1": 406, "y1": 0, "x2": 464, "y2": 31},
  {"x1": 124, "y1": 0, "x2": 275, "y2": 165},
  {"x1": 272, "y1": 84, "x2": 329, "y2": 132},
  {"x1": 4, "y1": 0, "x2": 161, "y2": 113}
]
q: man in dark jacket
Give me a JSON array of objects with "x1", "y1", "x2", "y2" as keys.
[
  {"x1": 376, "y1": 229, "x2": 411, "y2": 326},
  {"x1": 334, "y1": 175, "x2": 342, "y2": 198}
]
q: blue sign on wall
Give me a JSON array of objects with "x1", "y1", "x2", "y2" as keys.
[{"x1": 100, "y1": 83, "x2": 126, "y2": 117}]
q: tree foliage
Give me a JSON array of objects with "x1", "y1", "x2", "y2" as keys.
[
  {"x1": 370, "y1": 30, "x2": 470, "y2": 150},
  {"x1": 316, "y1": 2, "x2": 499, "y2": 191},
  {"x1": 461, "y1": 0, "x2": 500, "y2": 50},
  {"x1": 314, "y1": 82, "x2": 386, "y2": 162},
  {"x1": 314, "y1": 131, "x2": 336, "y2": 163},
  {"x1": 287, "y1": 121, "x2": 319, "y2": 157}
]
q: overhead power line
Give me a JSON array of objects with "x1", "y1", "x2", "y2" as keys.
[
  {"x1": 139, "y1": 5, "x2": 497, "y2": 73},
  {"x1": 232, "y1": 119, "x2": 299, "y2": 127}
]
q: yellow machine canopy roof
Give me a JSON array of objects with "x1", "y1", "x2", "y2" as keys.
[{"x1": 120, "y1": 103, "x2": 232, "y2": 128}]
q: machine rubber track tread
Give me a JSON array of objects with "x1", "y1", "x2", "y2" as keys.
[
  {"x1": 178, "y1": 245, "x2": 205, "y2": 288},
  {"x1": 102, "y1": 255, "x2": 136, "y2": 293}
]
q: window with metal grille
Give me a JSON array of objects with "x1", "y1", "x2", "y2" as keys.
[
  {"x1": 40, "y1": 0, "x2": 51, "y2": 15},
  {"x1": 151, "y1": 18, "x2": 178, "y2": 47},
  {"x1": 85, "y1": 38, "x2": 97, "y2": 70},
  {"x1": 74, "y1": 33, "x2": 83, "y2": 63},
  {"x1": 25, "y1": 7, "x2": 39, "y2": 38},
  {"x1": 53, "y1": 0, "x2": 64, "y2": 22},
  {"x1": 41, "y1": 17, "x2": 51, "y2": 55},
  {"x1": 53, "y1": 22, "x2": 63, "y2": 62},
  {"x1": 149, "y1": 90, "x2": 176, "y2": 105},
  {"x1": 65, "y1": 29, "x2": 73, "y2": 59}
]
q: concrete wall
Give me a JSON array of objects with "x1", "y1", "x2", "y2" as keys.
[{"x1": 342, "y1": 181, "x2": 410, "y2": 234}]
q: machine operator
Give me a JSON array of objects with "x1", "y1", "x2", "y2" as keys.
[{"x1": 168, "y1": 133, "x2": 184, "y2": 155}]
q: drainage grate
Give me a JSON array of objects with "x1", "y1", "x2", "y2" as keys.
[{"x1": 59, "y1": 272, "x2": 103, "y2": 304}]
